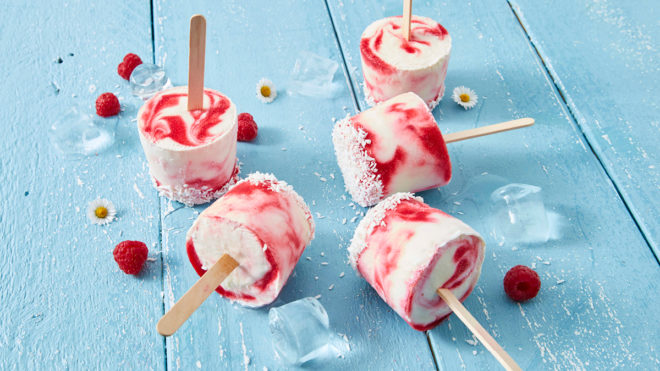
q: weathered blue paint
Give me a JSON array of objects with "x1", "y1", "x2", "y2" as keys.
[
  {"x1": 154, "y1": 1, "x2": 436, "y2": 370},
  {"x1": 509, "y1": 0, "x2": 660, "y2": 257},
  {"x1": 1, "y1": 0, "x2": 659, "y2": 370},
  {"x1": 326, "y1": 0, "x2": 660, "y2": 369},
  {"x1": 0, "y1": 0, "x2": 163, "y2": 369}
]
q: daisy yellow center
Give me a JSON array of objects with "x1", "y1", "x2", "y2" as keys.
[
  {"x1": 260, "y1": 85, "x2": 272, "y2": 97},
  {"x1": 95, "y1": 206, "x2": 108, "y2": 219},
  {"x1": 459, "y1": 93, "x2": 471, "y2": 103}
]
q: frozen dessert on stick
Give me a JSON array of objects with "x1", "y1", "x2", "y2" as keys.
[
  {"x1": 332, "y1": 92, "x2": 533, "y2": 207},
  {"x1": 350, "y1": 192, "x2": 521, "y2": 370},
  {"x1": 360, "y1": 11, "x2": 451, "y2": 108},
  {"x1": 186, "y1": 172, "x2": 315, "y2": 307},
  {"x1": 349, "y1": 193, "x2": 485, "y2": 331},
  {"x1": 138, "y1": 14, "x2": 238, "y2": 206}
]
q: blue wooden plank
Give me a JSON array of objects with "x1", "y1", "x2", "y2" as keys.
[
  {"x1": 509, "y1": 0, "x2": 660, "y2": 258},
  {"x1": 154, "y1": 0, "x2": 436, "y2": 369},
  {"x1": 0, "y1": 0, "x2": 163, "y2": 369},
  {"x1": 326, "y1": 0, "x2": 660, "y2": 370}
]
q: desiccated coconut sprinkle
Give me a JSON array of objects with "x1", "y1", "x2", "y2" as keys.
[
  {"x1": 331, "y1": 115, "x2": 383, "y2": 207},
  {"x1": 348, "y1": 192, "x2": 422, "y2": 269}
]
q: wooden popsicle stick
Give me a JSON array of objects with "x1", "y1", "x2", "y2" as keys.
[
  {"x1": 157, "y1": 254, "x2": 238, "y2": 336},
  {"x1": 443, "y1": 118, "x2": 534, "y2": 144},
  {"x1": 437, "y1": 288, "x2": 522, "y2": 371},
  {"x1": 402, "y1": 0, "x2": 413, "y2": 41},
  {"x1": 187, "y1": 14, "x2": 206, "y2": 111}
]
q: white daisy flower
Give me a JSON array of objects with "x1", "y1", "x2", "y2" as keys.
[
  {"x1": 256, "y1": 78, "x2": 277, "y2": 103},
  {"x1": 452, "y1": 86, "x2": 478, "y2": 110},
  {"x1": 87, "y1": 198, "x2": 116, "y2": 225}
]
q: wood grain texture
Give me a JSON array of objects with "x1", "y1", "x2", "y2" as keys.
[
  {"x1": 443, "y1": 117, "x2": 534, "y2": 143},
  {"x1": 0, "y1": 0, "x2": 163, "y2": 369},
  {"x1": 437, "y1": 289, "x2": 521, "y2": 371},
  {"x1": 326, "y1": 0, "x2": 660, "y2": 369},
  {"x1": 509, "y1": 0, "x2": 660, "y2": 257},
  {"x1": 187, "y1": 14, "x2": 206, "y2": 111},
  {"x1": 153, "y1": 0, "x2": 436, "y2": 369},
  {"x1": 2, "y1": 0, "x2": 659, "y2": 370},
  {"x1": 157, "y1": 254, "x2": 238, "y2": 337}
]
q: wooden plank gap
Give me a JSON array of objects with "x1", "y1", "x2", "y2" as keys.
[
  {"x1": 322, "y1": 0, "x2": 361, "y2": 111},
  {"x1": 506, "y1": 0, "x2": 659, "y2": 265},
  {"x1": 149, "y1": 0, "x2": 157, "y2": 64},
  {"x1": 425, "y1": 331, "x2": 441, "y2": 371}
]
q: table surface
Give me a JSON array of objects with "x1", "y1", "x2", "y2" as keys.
[{"x1": 1, "y1": 0, "x2": 658, "y2": 370}]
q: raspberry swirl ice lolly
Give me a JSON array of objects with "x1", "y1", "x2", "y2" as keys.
[
  {"x1": 137, "y1": 86, "x2": 239, "y2": 206},
  {"x1": 186, "y1": 172, "x2": 315, "y2": 307},
  {"x1": 349, "y1": 193, "x2": 485, "y2": 331},
  {"x1": 332, "y1": 92, "x2": 451, "y2": 207},
  {"x1": 360, "y1": 15, "x2": 451, "y2": 108}
]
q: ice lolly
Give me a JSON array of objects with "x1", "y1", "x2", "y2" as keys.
[
  {"x1": 360, "y1": 15, "x2": 451, "y2": 108},
  {"x1": 186, "y1": 172, "x2": 315, "y2": 307},
  {"x1": 137, "y1": 86, "x2": 239, "y2": 206},
  {"x1": 332, "y1": 92, "x2": 451, "y2": 207},
  {"x1": 333, "y1": 92, "x2": 534, "y2": 207},
  {"x1": 349, "y1": 192, "x2": 485, "y2": 331}
]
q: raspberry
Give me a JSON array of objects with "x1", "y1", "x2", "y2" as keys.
[
  {"x1": 503, "y1": 265, "x2": 541, "y2": 302},
  {"x1": 113, "y1": 240, "x2": 149, "y2": 275},
  {"x1": 237, "y1": 112, "x2": 258, "y2": 142},
  {"x1": 95, "y1": 92, "x2": 121, "y2": 117},
  {"x1": 117, "y1": 53, "x2": 143, "y2": 80}
]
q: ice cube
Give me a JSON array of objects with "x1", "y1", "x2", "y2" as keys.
[
  {"x1": 269, "y1": 297, "x2": 337, "y2": 365},
  {"x1": 288, "y1": 51, "x2": 341, "y2": 98},
  {"x1": 130, "y1": 63, "x2": 172, "y2": 100},
  {"x1": 489, "y1": 183, "x2": 550, "y2": 244},
  {"x1": 48, "y1": 107, "x2": 117, "y2": 157}
]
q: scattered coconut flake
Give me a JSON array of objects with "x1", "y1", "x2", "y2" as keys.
[
  {"x1": 332, "y1": 116, "x2": 384, "y2": 206},
  {"x1": 348, "y1": 193, "x2": 422, "y2": 268}
]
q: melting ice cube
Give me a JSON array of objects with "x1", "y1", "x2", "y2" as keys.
[
  {"x1": 490, "y1": 183, "x2": 550, "y2": 244},
  {"x1": 288, "y1": 51, "x2": 341, "y2": 98},
  {"x1": 269, "y1": 297, "x2": 348, "y2": 365},
  {"x1": 130, "y1": 63, "x2": 172, "y2": 100},
  {"x1": 48, "y1": 107, "x2": 117, "y2": 157}
]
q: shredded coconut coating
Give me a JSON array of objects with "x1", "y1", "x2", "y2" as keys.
[
  {"x1": 152, "y1": 162, "x2": 240, "y2": 206},
  {"x1": 427, "y1": 92, "x2": 444, "y2": 110},
  {"x1": 332, "y1": 115, "x2": 384, "y2": 207},
  {"x1": 239, "y1": 172, "x2": 316, "y2": 241},
  {"x1": 348, "y1": 192, "x2": 423, "y2": 269}
]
